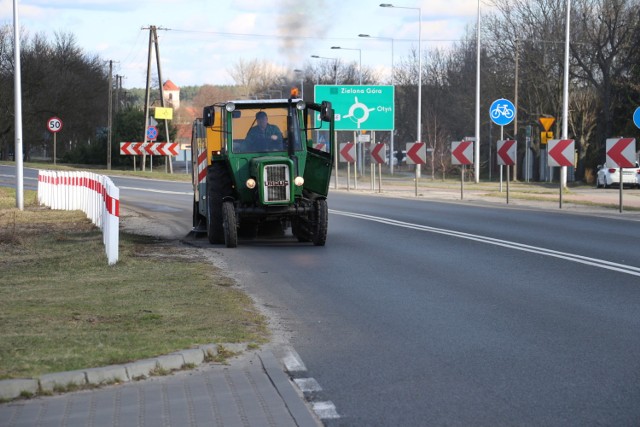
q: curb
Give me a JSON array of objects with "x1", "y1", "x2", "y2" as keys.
[
  {"x1": 258, "y1": 351, "x2": 321, "y2": 427},
  {"x1": 0, "y1": 342, "x2": 247, "y2": 401}
]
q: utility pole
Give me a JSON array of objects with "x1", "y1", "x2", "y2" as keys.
[
  {"x1": 142, "y1": 27, "x2": 153, "y2": 172},
  {"x1": 153, "y1": 28, "x2": 173, "y2": 174},
  {"x1": 142, "y1": 25, "x2": 173, "y2": 173},
  {"x1": 114, "y1": 74, "x2": 123, "y2": 113}
]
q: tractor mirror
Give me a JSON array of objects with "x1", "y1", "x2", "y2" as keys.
[
  {"x1": 203, "y1": 106, "x2": 215, "y2": 127},
  {"x1": 320, "y1": 101, "x2": 333, "y2": 122}
]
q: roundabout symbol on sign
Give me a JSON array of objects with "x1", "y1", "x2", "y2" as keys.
[
  {"x1": 489, "y1": 98, "x2": 515, "y2": 126},
  {"x1": 47, "y1": 117, "x2": 63, "y2": 133},
  {"x1": 343, "y1": 96, "x2": 376, "y2": 129}
]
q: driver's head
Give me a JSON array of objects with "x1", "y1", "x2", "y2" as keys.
[{"x1": 256, "y1": 111, "x2": 268, "y2": 128}]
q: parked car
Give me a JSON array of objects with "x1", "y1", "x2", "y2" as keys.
[{"x1": 596, "y1": 162, "x2": 640, "y2": 188}]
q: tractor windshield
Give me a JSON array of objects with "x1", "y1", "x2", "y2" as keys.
[{"x1": 232, "y1": 107, "x2": 301, "y2": 153}]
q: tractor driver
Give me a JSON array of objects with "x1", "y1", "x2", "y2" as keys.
[{"x1": 245, "y1": 111, "x2": 283, "y2": 151}]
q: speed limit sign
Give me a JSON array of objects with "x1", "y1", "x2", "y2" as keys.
[{"x1": 47, "y1": 117, "x2": 63, "y2": 133}]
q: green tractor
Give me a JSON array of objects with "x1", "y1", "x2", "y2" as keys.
[{"x1": 191, "y1": 95, "x2": 335, "y2": 247}]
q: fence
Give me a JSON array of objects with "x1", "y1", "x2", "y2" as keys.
[{"x1": 37, "y1": 170, "x2": 119, "y2": 265}]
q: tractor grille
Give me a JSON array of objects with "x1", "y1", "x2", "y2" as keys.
[{"x1": 263, "y1": 164, "x2": 290, "y2": 202}]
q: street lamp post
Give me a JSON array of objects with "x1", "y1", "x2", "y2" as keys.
[
  {"x1": 311, "y1": 55, "x2": 340, "y2": 188},
  {"x1": 380, "y1": 3, "x2": 422, "y2": 178},
  {"x1": 359, "y1": 33, "x2": 396, "y2": 174},
  {"x1": 310, "y1": 55, "x2": 338, "y2": 84},
  {"x1": 358, "y1": 34, "x2": 394, "y2": 83},
  {"x1": 330, "y1": 46, "x2": 362, "y2": 85},
  {"x1": 331, "y1": 46, "x2": 364, "y2": 178},
  {"x1": 293, "y1": 69, "x2": 304, "y2": 99},
  {"x1": 475, "y1": 0, "x2": 481, "y2": 183},
  {"x1": 561, "y1": 0, "x2": 571, "y2": 191}
]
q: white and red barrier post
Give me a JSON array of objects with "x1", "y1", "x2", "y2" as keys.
[{"x1": 38, "y1": 170, "x2": 119, "y2": 265}]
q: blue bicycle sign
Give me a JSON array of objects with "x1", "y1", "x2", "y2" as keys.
[{"x1": 489, "y1": 98, "x2": 515, "y2": 126}]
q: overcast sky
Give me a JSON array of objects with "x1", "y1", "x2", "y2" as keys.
[{"x1": 1, "y1": 0, "x2": 484, "y2": 88}]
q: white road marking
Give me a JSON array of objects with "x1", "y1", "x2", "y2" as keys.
[
  {"x1": 282, "y1": 348, "x2": 307, "y2": 373},
  {"x1": 312, "y1": 401, "x2": 340, "y2": 419},
  {"x1": 119, "y1": 186, "x2": 191, "y2": 195},
  {"x1": 331, "y1": 209, "x2": 640, "y2": 278},
  {"x1": 0, "y1": 174, "x2": 36, "y2": 180},
  {"x1": 293, "y1": 378, "x2": 323, "y2": 393}
]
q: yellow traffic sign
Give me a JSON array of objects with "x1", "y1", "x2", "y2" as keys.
[
  {"x1": 539, "y1": 117, "x2": 555, "y2": 132},
  {"x1": 154, "y1": 107, "x2": 173, "y2": 120}
]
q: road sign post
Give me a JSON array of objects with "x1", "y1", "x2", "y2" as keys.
[
  {"x1": 497, "y1": 140, "x2": 517, "y2": 204},
  {"x1": 452, "y1": 140, "x2": 474, "y2": 200},
  {"x1": 606, "y1": 137, "x2": 637, "y2": 213},
  {"x1": 47, "y1": 117, "x2": 63, "y2": 165},
  {"x1": 405, "y1": 142, "x2": 426, "y2": 196},
  {"x1": 339, "y1": 142, "x2": 356, "y2": 191},
  {"x1": 548, "y1": 139, "x2": 575, "y2": 208},
  {"x1": 315, "y1": 85, "x2": 395, "y2": 186},
  {"x1": 370, "y1": 143, "x2": 386, "y2": 193},
  {"x1": 490, "y1": 99, "x2": 516, "y2": 193}
]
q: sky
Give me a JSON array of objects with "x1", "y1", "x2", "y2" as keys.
[{"x1": 0, "y1": 0, "x2": 484, "y2": 89}]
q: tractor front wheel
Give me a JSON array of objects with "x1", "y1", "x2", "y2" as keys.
[
  {"x1": 310, "y1": 199, "x2": 328, "y2": 246},
  {"x1": 222, "y1": 200, "x2": 238, "y2": 248}
]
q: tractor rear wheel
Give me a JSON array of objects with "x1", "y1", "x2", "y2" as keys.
[{"x1": 206, "y1": 163, "x2": 231, "y2": 244}]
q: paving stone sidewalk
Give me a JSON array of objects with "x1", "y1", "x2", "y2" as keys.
[{"x1": 0, "y1": 349, "x2": 320, "y2": 427}]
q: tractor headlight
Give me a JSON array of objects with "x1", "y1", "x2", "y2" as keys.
[
  {"x1": 296, "y1": 101, "x2": 306, "y2": 111},
  {"x1": 294, "y1": 176, "x2": 304, "y2": 187},
  {"x1": 246, "y1": 178, "x2": 256, "y2": 189},
  {"x1": 225, "y1": 102, "x2": 236, "y2": 112}
]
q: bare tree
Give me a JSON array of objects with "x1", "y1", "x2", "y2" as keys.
[
  {"x1": 228, "y1": 58, "x2": 287, "y2": 98},
  {"x1": 569, "y1": 86, "x2": 599, "y2": 181},
  {"x1": 191, "y1": 85, "x2": 239, "y2": 110},
  {"x1": 571, "y1": 0, "x2": 640, "y2": 150}
]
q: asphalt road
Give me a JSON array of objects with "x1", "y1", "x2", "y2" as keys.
[
  {"x1": 220, "y1": 192, "x2": 640, "y2": 426},
  {"x1": 3, "y1": 165, "x2": 640, "y2": 425}
]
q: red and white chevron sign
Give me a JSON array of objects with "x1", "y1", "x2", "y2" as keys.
[
  {"x1": 120, "y1": 142, "x2": 179, "y2": 156},
  {"x1": 405, "y1": 142, "x2": 426, "y2": 164},
  {"x1": 606, "y1": 137, "x2": 636, "y2": 168},
  {"x1": 497, "y1": 140, "x2": 517, "y2": 166},
  {"x1": 119, "y1": 142, "x2": 144, "y2": 155},
  {"x1": 548, "y1": 139, "x2": 575, "y2": 167},
  {"x1": 370, "y1": 144, "x2": 386, "y2": 164},
  {"x1": 451, "y1": 140, "x2": 473, "y2": 165},
  {"x1": 339, "y1": 142, "x2": 356, "y2": 163}
]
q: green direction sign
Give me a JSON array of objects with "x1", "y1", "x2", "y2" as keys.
[{"x1": 314, "y1": 85, "x2": 394, "y2": 131}]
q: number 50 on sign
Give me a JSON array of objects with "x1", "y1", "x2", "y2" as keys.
[{"x1": 47, "y1": 117, "x2": 63, "y2": 133}]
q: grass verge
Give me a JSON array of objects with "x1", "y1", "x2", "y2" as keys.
[{"x1": 0, "y1": 187, "x2": 268, "y2": 380}]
